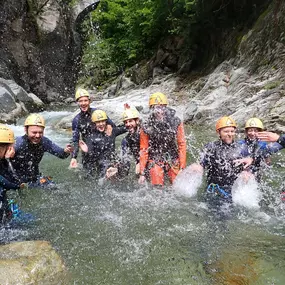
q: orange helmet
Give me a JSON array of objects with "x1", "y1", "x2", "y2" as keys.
[{"x1": 215, "y1": 116, "x2": 237, "y2": 131}]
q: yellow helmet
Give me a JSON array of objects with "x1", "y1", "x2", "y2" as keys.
[
  {"x1": 24, "y1": 114, "x2": 45, "y2": 128},
  {"x1": 75, "y1": 88, "x2": 90, "y2": 101},
  {"x1": 245, "y1": 118, "x2": 264, "y2": 130},
  {"x1": 216, "y1": 116, "x2": 237, "y2": 131},
  {"x1": 149, "y1": 92, "x2": 168, "y2": 106},
  {"x1": 122, "y1": 108, "x2": 139, "y2": 121},
  {"x1": 91, "y1": 110, "x2": 107, "y2": 122},
  {"x1": 0, "y1": 125, "x2": 15, "y2": 143}
]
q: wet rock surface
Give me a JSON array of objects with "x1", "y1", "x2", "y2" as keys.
[{"x1": 0, "y1": 240, "x2": 66, "y2": 285}]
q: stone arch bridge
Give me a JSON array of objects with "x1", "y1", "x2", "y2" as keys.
[{"x1": 73, "y1": 0, "x2": 100, "y2": 24}]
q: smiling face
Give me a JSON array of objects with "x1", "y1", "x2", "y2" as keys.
[
  {"x1": 77, "y1": 96, "x2": 91, "y2": 112},
  {"x1": 217, "y1": 126, "x2": 236, "y2": 144},
  {"x1": 245, "y1": 127, "x2": 260, "y2": 140},
  {"x1": 95, "y1": 120, "x2": 107, "y2": 132},
  {"x1": 26, "y1": 125, "x2": 44, "y2": 144},
  {"x1": 124, "y1": 118, "x2": 139, "y2": 134}
]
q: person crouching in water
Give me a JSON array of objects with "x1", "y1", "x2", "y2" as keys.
[
  {"x1": 238, "y1": 117, "x2": 283, "y2": 182},
  {"x1": 79, "y1": 110, "x2": 126, "y2": 180},
  {"x1": 138, "y1": 92, "x2": 187, "y2": 187},
  {"x1": 11, "y1": 114, "x2": 74, "y2": 188},
  {"x1": 0, "y1": 125, "x2": 26, "y2": 223},
  {"x1": 189, "y1": 116, "x2": 254, "y2": 203}
]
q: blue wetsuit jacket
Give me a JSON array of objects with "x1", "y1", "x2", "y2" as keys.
[
  {"x1": 11, "y1": 135, "x2": 69, "y2": 183},
  {"x1": 238, "y1": 138, "x2": 282, "y2": 158},
  {"x1": 238, "y1": 138, "x2": 283, "y2": 179},
  {"x1": 71, "y1": 107, "x2": 115, "y2": 159}
]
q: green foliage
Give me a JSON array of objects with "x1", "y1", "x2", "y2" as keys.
[
  {"x1": 78, "y1": 0, "x2": 271, "y2": 87},
  {"x1": 79, "y1": 0, "x2": 199, "y2": 86}
]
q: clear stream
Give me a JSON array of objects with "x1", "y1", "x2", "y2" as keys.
[{"x1": 1, "y1": 111, "x2": 285, "y2": 285}]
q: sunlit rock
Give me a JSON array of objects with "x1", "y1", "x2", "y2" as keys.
[
  {"x1": 36, "y1": 1, "x2": 60, "y2": 33},
  {"x1": 0, "y1": 240, "x2": 66, "y2": 285}
]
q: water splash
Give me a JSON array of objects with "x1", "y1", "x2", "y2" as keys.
[
  {"x1": 232, "y1": 175, "x2": 261, "y2": 209},
  {"x1": 173, "y1": 166, "x2": 203, "y2": 197}
]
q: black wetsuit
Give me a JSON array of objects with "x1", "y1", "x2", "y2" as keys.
[
  {"x1": 83, "y1": 125, "x2": 126, "y2": 178},
  {"x1": 121, "y1": 127, "x2": 141, "y2": 176},
  {"x1": 200, "y1": 140, "x2": 246, "y2": 194},
  {"x1": 0, "y1": 159, "x2": 21, "y2": 223}
]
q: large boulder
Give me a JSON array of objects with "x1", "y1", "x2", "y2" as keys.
[
  {"x1": 0, "y1": 79, "x2": 45, "y2": 123},
  {"x1": 0, "y1": 240, "x2": 66, "y2": 284}
]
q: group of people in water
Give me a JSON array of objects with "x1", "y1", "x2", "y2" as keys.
[{"x1": 0, "y1": 88, "x2": 285, "y2": 223}]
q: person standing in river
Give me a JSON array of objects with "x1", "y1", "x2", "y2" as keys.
[
  {"x1": 11, "y1": 114, "x2": 73, "y2": 187},
  {"x1": 0, "y1": 125, "x2": 26, "y2": 222},
  {"x1": 238, "y1": 117, "x2": 283, "y2": 181},
  {"x1": 256, "y1": 130, "x2": 285, "y2": 201},
  {"x1": 105, "y1": 104, "x2": 141, "y2": 180},
  {"x1": 79, "y1": 110, "x2": 127, "y2": 179},
  {"x1": 188, "y1": 116, "x2": 254, "y2": 202},
  {"x1": 69, "y1": 88, "x2": 115, "y2": 169},
  {"x1": 138, "y1": 92, "x2": 187, "y2": 187}
]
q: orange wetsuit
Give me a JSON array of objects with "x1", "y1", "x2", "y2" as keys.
[{"x1": 139, "y1": 108, "x2": 186, "y2": 186}]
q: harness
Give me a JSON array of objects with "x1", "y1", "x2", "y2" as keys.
[
  {"x1": 8, "y1": 199, "x2": 20, "y2": 218},
  {"x1": 206, "y1": 183, "x2": 232, "y2": 199}
]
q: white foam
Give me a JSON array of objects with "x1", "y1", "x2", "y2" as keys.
[
  {"x1": 173, "y1": 166, "x2": 203, "y2": 197},
  {"x1": 232, "y1": 175, "x2": 262, "y2": 209}
]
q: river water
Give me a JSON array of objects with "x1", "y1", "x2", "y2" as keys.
[{"x1": 2, "y1": 111, "x2": 285, "y2": 284}]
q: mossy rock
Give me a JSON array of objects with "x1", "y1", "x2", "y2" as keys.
[{"x1": 0, "y1": 240, "x2": 66, "y2": 284}]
